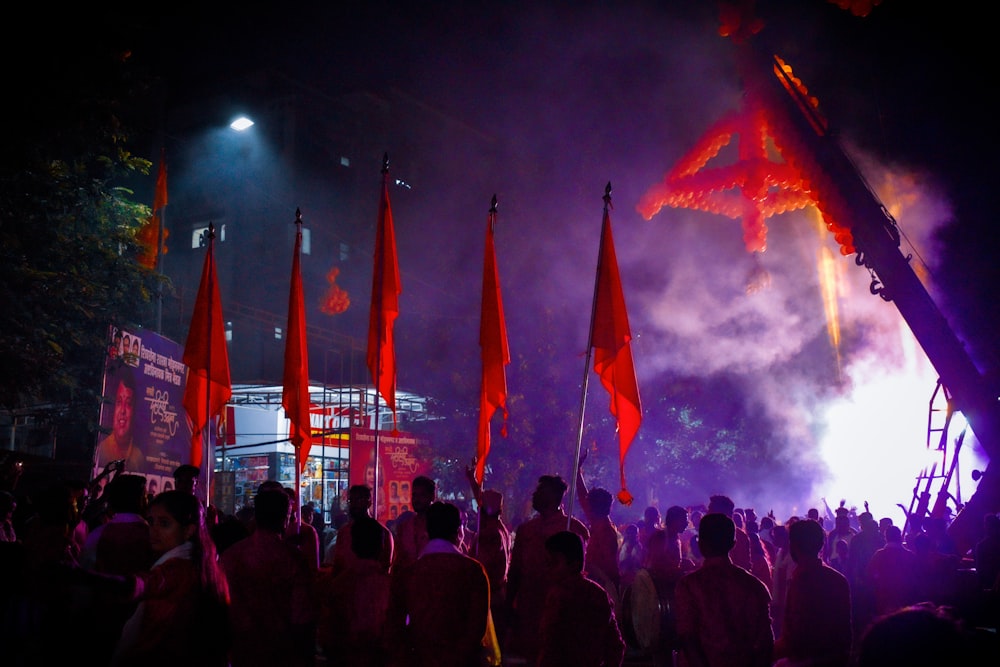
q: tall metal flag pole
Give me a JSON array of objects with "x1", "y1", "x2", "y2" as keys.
[
  {"x1": 182, "y1": 222, "x2": 232, "y2": 483},
  {"x1": 283, "y1": 209, "x2": 312, "y2": 529},
  {"x1": 476, "y1": 194, "x2": 510, "y2": 486},
  {"x1": 367, "y1": 153, "x2": 401, "y2": 517},
  {"x1": 568, "y1": 182, "x2": 643, "y2": 526},
  {"x1": 567, "y1": 187, "x2": 609, "y2": 527}
]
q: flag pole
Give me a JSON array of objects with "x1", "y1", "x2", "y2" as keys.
[
  {"x1": 566, "y1": 182, "x2": 612, "y2": 528},
  {"x1": 293, "y1": 210, "x2": 303, "y2": 530},
  {"x1": 202, "y1": 223, "x2": 215, "y2": 485},
  {"x1": 372, "y1": 154, "x2": 389, "y2": 517},
  {"x1": 478, "y1": 194, "x2": 500, "y2": 539}
]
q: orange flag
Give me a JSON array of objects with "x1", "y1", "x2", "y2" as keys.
[
  {"x1": 182, "y1": 224, "x2": 231, "y2": 469},
  {"x1": 138, "y1": 150, "x2": 169, "y2": 270},
  {"x1": 591, "y1": 184, "x2": 642, "y2": 505},
  {"x1": 475, "y1": 196, "x2": 510, "y2": 485},
  {"x1": 367, "y1": 156, "x2": 401, "y2": 431},
  {"x1": 283, "y1": 210, "x2": 313, "y2": 472}
]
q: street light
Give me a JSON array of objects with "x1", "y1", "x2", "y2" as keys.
[{"x1": 229, "y1": 115, "x2": 254, "y2": 131}]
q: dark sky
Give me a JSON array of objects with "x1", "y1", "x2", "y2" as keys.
[{"x1": 17, "y1": 1, "x2": 997, "y2": 516}]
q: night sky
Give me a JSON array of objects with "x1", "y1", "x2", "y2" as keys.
[{"x1": 14, "y1": 1, "x2": 998, "y2": 519}]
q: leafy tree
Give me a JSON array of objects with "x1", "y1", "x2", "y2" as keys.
[{"x1": 0, "y1": 27, "x2": 162, "y2": 442}]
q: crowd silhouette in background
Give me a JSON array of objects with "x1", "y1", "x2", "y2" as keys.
[{"x1": 0, "y1": 454, "x2": 998, "y2": 666}]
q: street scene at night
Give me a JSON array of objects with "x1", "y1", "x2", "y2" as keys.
[{"x1": 2, "y1": 0, "x2": 999, "y2": 664}]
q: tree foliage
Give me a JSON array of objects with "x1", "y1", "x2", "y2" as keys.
[{"x1": 0, "y1": 30, "x2": 162, "y2": 429}]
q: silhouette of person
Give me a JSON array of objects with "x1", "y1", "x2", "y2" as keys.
[
  {"x1": 536, "y1": 530, "x2": 625, "y2": 667},
  {"x1": 386, "y1": 501, "x2": 490, "y2": 667},
  {"x1": 773, "y1": 517, "x2": 852, "y2": 667},
  {"x1": 673, "y1": 512, "x2": 773, "y2": 667}
]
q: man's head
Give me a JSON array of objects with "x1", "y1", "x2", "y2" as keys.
[
  {"x1": 707, "y1": 494, "x2": 736, "y2": 518},
  {"x1": 788, "y1": 516, "x2": 826, "y2": 563},
  {"x1": 411, "y1": 476, "x2": 436, "y2": 514},
  {"x1": 107, "y1": 473, "x2": 148, "y2": 514},
  {"x1": 255, "y1": 488, "x2": 291, "y2": 533},
  {"x1": 588, "y1": 488, "x2": 614, "y2": 518},
  {"x1": 481, "y1": 489, "x2": 504, "y2": 518},
  {"x1": 347, "y1": 484, "x2": 373, "y2": 519},
  {"x1": 697, "y1": 512, "x2": 737, "y2": 558},
  {"x1": 426, "y1": 501, "x2": 462, "y2": 544},
  {"x1": 173, "y1": 464, "x2": 200, "y2": 495},
  {"x1": 665, "y1": 505, "x2": 689, "y2": 534},
  {"x1": 545, "y1": 530, "x2": 585, "y2": 574},
  {"x1": 111, "y1": 366, "x2": 137, "y2": 445},
  {"x1": 532, "y1": 475, "x2": 568, "y2": 514}
]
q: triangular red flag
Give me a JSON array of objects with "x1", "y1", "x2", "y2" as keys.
[
  {"x1": 592, "y1": 188, "x2": 642, "y2": 506},
  {"x1": 137, "y1": 151, "x2": 169, "y2": 270},
  {"x1": 283, "y1": 211, "x2": 313, "y2": 472},
  {"x1": 182, "y1": 225, "x2": 231, "y2": 469},
  {"x1": 475, "y1": 197, "x2": 510, "y2": 485},
  {"x1": 367, "y1": 159, "x2": 401, "y2": 431}
]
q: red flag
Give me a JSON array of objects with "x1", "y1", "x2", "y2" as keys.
[
  {"x1": 591, "y1": 190, "x2": 642, "y2": 506},
  {"x1": 182, "y1": 226, "x2": 231, "y2": 469},
  {"x1": 476, "y1": 197, "x2": 510, "y2": 485},
  {"x1": 367, "y1": 160, "x2": 401, "y2": 430},
  {"x1": 138, "y1": 151, "x2": 169, "y2": 269},
  {"x1": 284, "y1": 212, "x2": 313, "y2": 472}
]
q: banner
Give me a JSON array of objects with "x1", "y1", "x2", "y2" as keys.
[
  {"x1": 349, "y1": 428, "x2": 431, "y2": 523},
  {"x1": 96, "y1": 324, "x2": 202, "y2": 496}
]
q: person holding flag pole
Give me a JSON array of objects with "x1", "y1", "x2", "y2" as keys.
[
  {"x1": 283, "y1": 208, "x2": 312, "y2": 528},
  {"x1": 567, "y1": 182, "x2": 643, "y2": 527},
  {"x1": 367, "y1": 153, "x2": 401, "y2": 518},
  {"x1": 182, "y1": 222, "x2": 231, "y2": 500}
]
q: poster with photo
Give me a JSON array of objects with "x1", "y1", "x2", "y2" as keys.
[
  {"x1": 349, "y1": 428, "x2": 431, "y2": 524},
  {"x1": 95, "y1": 324, "x2": 197, "y2": 497}
]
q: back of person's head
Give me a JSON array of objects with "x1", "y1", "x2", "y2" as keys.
[
  {"x1": 708, "y1": 495, "x2": 736, "y2": 517},
  {"x1": 545, "y1": 530, "x2": 585, "y2": 573},
  {"x1": 108, "y1": 474, "x2": 148, "y2": 513},
  {"x1": 666, "y1": 505, "x2": 688, "y2": 529},
  {"x1": 858, "y1": 603, "x2": 977, "y2": 667},
  {"x1": 254, "y1": 488, "x2": 291, "y2": 533},
  {"x1": 885, "y1": 525, "x2": 903, "y2": 544},
  {"x1": 412, "y1": 475, "x2": 436, "y2": 496},
  {"x1": 644, "y1": 505, "x2": 660, "y2": 524},
  {"x1": 589, "y1": 488, "x2": 613, "y2": 516},
  {"x1": 350, "y1": 516, "x2": 384, "y2": 560},
  {"x1": 257, "y1": 480, "x2": 284, "y2": 494},
  {"x1": 538, "y1": 475, "x2": 568, "y2": 499},
  {"x1": 760, "y1": 515, "x2": 774, "y2": 531},
  {"x1": 789, "y1": 515, "x2": 826, "y2": 560},
  {"x1": 426, "y1": 501, "x2": 462, "y2": 542},
  {"x1": 698, "y1": 513, "x2": 736, "y2": 558}
]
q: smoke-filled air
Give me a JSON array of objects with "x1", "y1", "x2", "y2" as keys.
[{"x1": 149, "y1": 0, "x2": 994, "y2": 523}]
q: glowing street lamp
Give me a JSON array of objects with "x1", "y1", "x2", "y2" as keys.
[{"x1": 229, "y1": 116, "x2": 254, "y2": 131}]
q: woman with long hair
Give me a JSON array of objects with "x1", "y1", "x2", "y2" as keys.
[{"x1": 73, "y1": 490, "x2": 231, "y2": 666}]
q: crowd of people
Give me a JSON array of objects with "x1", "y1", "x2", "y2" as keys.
[{"x1": 1, "y1": 456, "x2": 999, "y2": 666}]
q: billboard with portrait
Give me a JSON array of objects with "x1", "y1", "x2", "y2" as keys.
[
  {"x1": 349, "y1": 428, "x2": 431, "y2": 524},
  {"x1": 95, "y1": 324, "x2": 197, "y2": 496}
]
